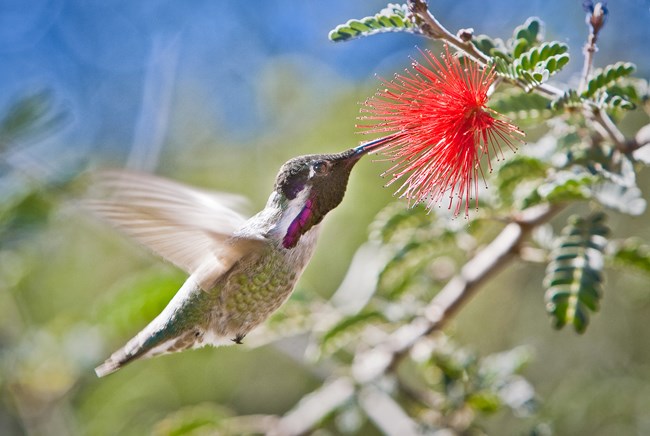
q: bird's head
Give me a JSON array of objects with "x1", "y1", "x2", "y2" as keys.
[{"x1": 272, "y1": 139, "x2": 386, "y2": 249}]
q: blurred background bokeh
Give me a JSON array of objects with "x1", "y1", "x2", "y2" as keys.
[{"x1": 1, "y1": 1, "x2": 649, "y2": 435}]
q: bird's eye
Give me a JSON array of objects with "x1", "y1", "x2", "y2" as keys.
[{"x1": 312, "y1": 160, "x2": 329, "y2": 175}]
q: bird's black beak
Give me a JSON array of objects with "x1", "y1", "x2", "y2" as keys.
[
  {"x1": 334, "y1": 136, "x2": 392, "y2": 168},
  {"x1": 353, "y1": 136, "x2": 392, "y2": 157}
]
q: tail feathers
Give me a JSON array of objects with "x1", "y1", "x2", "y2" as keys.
[
  {"x1": 95, "y1": 278, "x2": 223, "y2": 377},
  {"x1": 95, "y1": 328, "x2": 240, "y2": 377},
  {"x1": 95, "y1": 323, "x2": 193, "y2": 377},
  {"x1": 95, "y1": 332, "x2": 159, "y2": 377},
  {"x1": 95, "y1": 278, "x2": 242, "y2": 376},
  {"x1": 95, "y1": 356, "x2": 125, "y2": 378}
]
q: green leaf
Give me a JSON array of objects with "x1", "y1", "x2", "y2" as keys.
[
  {"x1": 0, "y1": 190, "x2": 54, "y2": 244},
  {"x1": 600, "y1": 94, "x2": 636, "y2": 111},
  {"x1": 513, "y1": 17, "x2": 543, "y2": 45},
  {"x1": 512, "y1": 38, "x2": 529, "y2": 59},
  {"x1": 544, "y1": 53, "x2": 570, "y2": 74},
  {"x1": 582, "y1": 62, "x2": 636, "y2": 98},
  {"x1": 609, "y1": 238, "x2": 650, "y2": 275},
  {"x1": 593, "y1": 182, "x2": 646, "y2": 216},
  {"x1": 378, "y1": 238, "x2": 438, "y2": 299},
  {"x1": 494, "y1": 156, "x2": 548, "y2": 204},
  {"x1": 490, "y1": 59, "x2": 539, "y2": 92},
  {"x1": 320, "y1": 311, "x2": 386, "y2": 354},
  {"x1": 511, "y1": 43, "x2": 569, "y2": 90},
  {"x1": 328, "y1": 4, "x2": 416, "y2": 42},
  {"x1": 615, "y1": 77, "x2": 649, "y2": 105},
  {"x1": 472, "y1": 34, "x2": 508, "y2": 59},
  {"x1": 489, "y1": 89, "x2": 552, "y2": 121},
  {"x1": 510, "y1": 17, "x2": 544, "y2": 56},
  {"x1": 369, "y1": 202, "x2": 430, "y2": 243},
  {"x1": 544, "y1": 213, "x2": 609, "y2": 333},
  {"x1": 94, "y1": 267, "x2": 184, "y2": 339},
  {"x1": 515, "y1": 42, "x2": 568, "y2": 72},
  {"x1": 468, "y1": 391, "x2": 502, "y2": 413},
  {"x1": 490, "y1": 57, "x2": 518, "y2": 79},
  {"x1": 369, "y1": 202, "x2": 461, "y2": 300},
  {"x1": 491, "y1": 42, "x2": 569, "y2": 91},
  {"x1": 152, "y1": 403, "x2": 233, "y2": 436},
  {"x1": 606, "y1": 83, "x2": 640, "y2": 105},
  {"x1": 523, "y1": 169, "x2": 596, "y2": 208},
  {"x1": 483, "y1": 19, "x2": 561, "y2": 91},
  {"x1": 0, "y1": 90, "x2": 68, "y2": 151},
  {"x1": 549, "y1": 89, "x2": 584, "y2": 111},
  {"x1": 432, "y1": 347, "x2": 476, "y2": 381}
]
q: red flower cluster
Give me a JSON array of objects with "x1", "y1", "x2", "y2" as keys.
[{"x1": 360, "y1": 45, "x2": 524, "y2": 216}]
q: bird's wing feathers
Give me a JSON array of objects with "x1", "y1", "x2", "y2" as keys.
[{"x1": 85, "y1": 170, "x2": 264, "y2": 290}]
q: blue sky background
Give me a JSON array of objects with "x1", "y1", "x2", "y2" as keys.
[{"x1": 1, "y1": 0, "x2": 649, "y2": 172}]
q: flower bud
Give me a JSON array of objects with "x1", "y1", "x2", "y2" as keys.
[{"x1": 582, "y1": 1, "x2": 608, "y2": 34}]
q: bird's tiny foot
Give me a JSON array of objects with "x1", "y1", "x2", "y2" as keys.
[{"x1": 231, "y1": 334, "x2": 245, "y2": 345}]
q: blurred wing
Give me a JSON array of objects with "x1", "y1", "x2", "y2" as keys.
[{"x1": 85, "y1": 170, "x2": 263, "y2": 290}]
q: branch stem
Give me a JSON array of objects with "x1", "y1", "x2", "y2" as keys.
[
  {"x1": 591, "y1": 109, "x2": 634, "y2": 152},
  {"x1": 407, "y1": 0, "x2": 491, "y2": 65},
  {"x1": 579, "y1": 34, "x2": 597, "y2": 95},
  {"x1": 267, "y1": 378, "x2": 355, "y2": 436},
  {"x1": 353, "y1": 204, "x2": 562, "y2": 382}
]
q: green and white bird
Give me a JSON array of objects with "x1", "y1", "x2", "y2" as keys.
[{"x1": 91, "y1": 140, "x2": 385, "y2": 377}]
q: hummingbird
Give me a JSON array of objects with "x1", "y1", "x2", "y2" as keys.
[{"x1": 90, "y1": 139, "x2": 387, "y2": 377}]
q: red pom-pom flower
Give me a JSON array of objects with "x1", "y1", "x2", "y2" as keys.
[{"x1": 359, "y1": 45, "x2": 525, "y2": 216}]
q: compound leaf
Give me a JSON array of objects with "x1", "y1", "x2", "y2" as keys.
[{"x1": 544, "y1": 213, "x2": 609, "y2": 333}]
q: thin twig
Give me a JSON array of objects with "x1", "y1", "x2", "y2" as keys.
[
  {"x1": 579, "y1": 2, "x2": 608, "y2": 93},
  {"x1": 267, "y1": 377, "x2": 355, "y2": 436},
  {"x1": 579, "y1": 44, "x2": 596, "y2": 95},
  {"x1": 575, "y1": 3, "x2": 635, "y2": 154},
  {"x1": 358, "y1": 385, "x2": 422, "y2": 436},
  {"x1": 578, "y1": 35, "x2": 597, "y2": 95},
  {"x1": 591, "y1": 109, "x2": 635, "y2": 153},
  {"x1": 407, "y1": 0, "x2": 491, "y2": 65}
]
